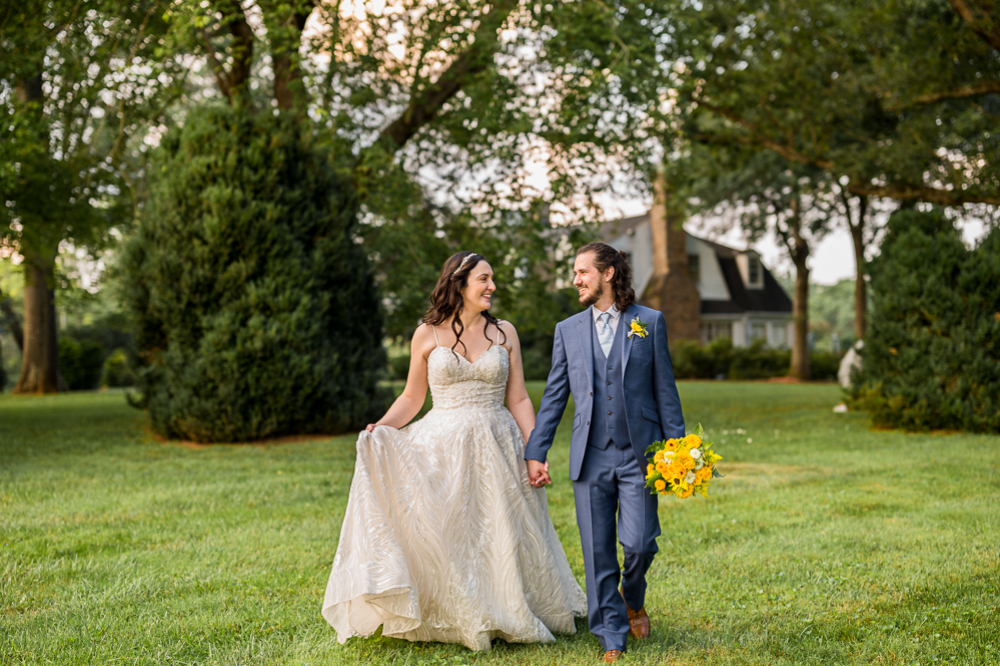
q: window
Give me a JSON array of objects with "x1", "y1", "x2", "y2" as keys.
[
  {"x1": 750, "y1": 322, "x2": 767, "y2": 343},
  {"x1": 773, "y1": 324, "x2": 787, "y2": 348},
  {"x1": 702, "y1": 321, "x2": 732, "y2": 343},
  {"x1": 748, "y1": 257, "x2": 761, "y2": 285},
  {"x1": 687, "y1": 253, "x2": 700, "y2": 284}
]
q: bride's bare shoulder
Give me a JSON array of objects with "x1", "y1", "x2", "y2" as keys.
[
  {"x1": 412, "y1": 323, "x2": 438, "y2": 358},
  {"x1": 495, "y1": 320, "x2": 520, "y2": 350}
]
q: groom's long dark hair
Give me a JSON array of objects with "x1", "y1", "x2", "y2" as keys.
[
  {"x1": 578, "y1": 242, "x2": 636, "y2": 311},
  {"x1": 424, "y1": 251, "x2": 506, "y2": 358}
]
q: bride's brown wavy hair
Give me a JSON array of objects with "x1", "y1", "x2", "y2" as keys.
[
  {"x1": 577, "y1": 242, "x2": 636, "y2": 311},
  {"x1": 423, "y1": 251, "x2": 506, "y2": 357}
]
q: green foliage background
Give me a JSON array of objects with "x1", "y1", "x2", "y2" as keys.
[
  {"x1": 363, "y1": 193, "x2": 591, "y2": 375},
  {"x1": 855, "y1": 208, "x2": 1000, "y2": 432},
  {"x1": 121, "y1": 106, "x2": 389, "y2": 442}
]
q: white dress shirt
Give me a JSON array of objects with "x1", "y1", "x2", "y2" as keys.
[{"x1": 592, "y1": 303, "x2": 621, "y2": 352}]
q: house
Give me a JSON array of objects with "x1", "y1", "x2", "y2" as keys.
[{"x1": 601, "y1": 211, "x2": 794, "y2": 348}]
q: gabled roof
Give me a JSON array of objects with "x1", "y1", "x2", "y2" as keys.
[
  {"x1": 696, "y1": 237, "x2": 792, "y2": 314},
  {"x1": 704, "y1": 255, "x2": 792, "y2": 314}
]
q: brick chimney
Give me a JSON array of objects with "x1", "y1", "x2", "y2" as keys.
[{"x1": 640, "y1": 174, "x2": 702, "y2": 343}]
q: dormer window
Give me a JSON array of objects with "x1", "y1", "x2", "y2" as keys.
[
  {"x1": 737, "y1": 251, "x2": 764, "y2": 289},
  {"x1": 748, "y1": 257, "x2": 761, "y2": 285}
]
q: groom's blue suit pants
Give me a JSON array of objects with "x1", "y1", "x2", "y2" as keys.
[{"x1": 573, "y1": 440, "x2": 661, "y2": 652}]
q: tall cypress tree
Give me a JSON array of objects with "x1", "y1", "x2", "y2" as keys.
[
  {"x1": 122, "y1": 108, "x2": 388, "y2": 441},
  {"x1": 857, "y1": 208, "x2": 1000, "y2": 433}
]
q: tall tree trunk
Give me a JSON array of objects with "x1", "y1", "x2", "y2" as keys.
[
  {"x1": 849, "y1": 195, "x2": 868, "y2": 341},
  {"x1": 787, "y1": 200, "x2": 812, "y2": 380},
  {"x1": 273, "y1": 6, "x2": 312, "y2": 112},
  {"x1": 790, "y1": 255, "x2": 811, "y2": 380},
  {"x1": 13, "y1": 251, "x2": 62, "y2": 394}
]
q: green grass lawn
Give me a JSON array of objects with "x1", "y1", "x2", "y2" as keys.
[{"x1": 2, "y1": 383, "x2": 998, "y2": 665}]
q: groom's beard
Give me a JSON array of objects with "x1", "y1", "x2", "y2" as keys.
[{"x1": 579, "y1": 281, "x2": 605, "y2": 307}]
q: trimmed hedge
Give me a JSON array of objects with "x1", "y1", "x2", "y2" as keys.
[
  {"x1": 671, "y1": 338, "x2": 840, "y2": 381},
  {"x1": 390, "y1": 336, "x2": 840, "y2": 384},
  {"x1": 853, "y1": 208, "x2": 1000, "y2": 432},
  {"x1": 122, "y1": 106, "x2": 389, "y2": 442}
]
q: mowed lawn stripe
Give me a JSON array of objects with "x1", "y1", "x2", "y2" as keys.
[{"x1": 1, "y1": 383, "x2": 998, "y2": 665}]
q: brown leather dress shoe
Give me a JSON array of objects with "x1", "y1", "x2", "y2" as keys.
[
  {"x1": 603, "y1": 649, "x2": 624, "y2": 663},
  {"x1": 626, "y1": 605, "x2": 650, "y2": 639},
  {"x1": 620, "y1": 590, "x2": 651, "y2": 639}
]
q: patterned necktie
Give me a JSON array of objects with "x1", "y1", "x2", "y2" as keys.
[{"x1": 598, "y1": 312, "x2": 614, "y2": 357}]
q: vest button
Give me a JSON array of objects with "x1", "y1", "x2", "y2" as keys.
[
  {"x1": 607, "y1": 411, "x2": 612, "y2": 415},
  {"x1": 589, "y1": 391, "x2": 593, "y2": 396},
  {"x1": 607, "y1": 396, "x2": 612, "y2": 400},
  {"x1": 606, "y1": 381, "x2": 611, "y2": 385}
]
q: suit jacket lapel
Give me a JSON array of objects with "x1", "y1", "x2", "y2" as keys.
[
  {"x1": 578, "y1": 308, "x2": 595, "y2": 389},
  {"x1": 621, "y1": 304, "x2": 638, "y2": 380}
]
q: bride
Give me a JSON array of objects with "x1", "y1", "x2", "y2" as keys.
[{"x1": 322, "y1": 251, "x2": 586, "y2": 651}]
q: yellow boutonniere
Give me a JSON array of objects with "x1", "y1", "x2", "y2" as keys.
[{"x1": 627, "y1": 316, "x2": 649, "y2": 339}]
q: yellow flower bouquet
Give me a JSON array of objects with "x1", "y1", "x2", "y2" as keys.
[{"x1": 644, "y1": 423, "x2": 722, "y2": 499}]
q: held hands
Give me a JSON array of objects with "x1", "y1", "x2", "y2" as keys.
[{"x1": 527, "y1": 459, "x2": 551, "y2": 488}]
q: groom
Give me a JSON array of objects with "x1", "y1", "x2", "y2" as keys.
[{"x1": 526, "y1": 242, "x2": 685, "y2": 663}]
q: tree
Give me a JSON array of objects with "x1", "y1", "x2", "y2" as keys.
[
  {"x1": 672, "y1": 144, "x2": 837, "y2": 379},
  {"x1": 122, "y1": 108, "x2": 387, "y2": 441},
  {"x1": 856, "y1": 207, "x2": 1000, "y2": 432},
  {"x1": 656, "y1": 0, "x2": 1000, "y2": 205},
  {"x1": 0, "y1": 1, "x2": 182, "y2": 393},
  {"x1": 663, "y1": 0, "x2": 1000, "y2": 340}
]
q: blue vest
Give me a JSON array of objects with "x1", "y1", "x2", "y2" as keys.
[{"x1": 588, "y1": 313, "x2": 630, "y2": 450}]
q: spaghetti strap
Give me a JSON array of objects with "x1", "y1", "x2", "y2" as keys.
[{"x1": 432, "y1": 325, "x2": 441, "y2": 347}]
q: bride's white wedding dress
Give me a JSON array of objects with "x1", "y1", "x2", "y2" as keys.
[{"x1": 322, "y1": 330, "x2": 586, "y2": 651}]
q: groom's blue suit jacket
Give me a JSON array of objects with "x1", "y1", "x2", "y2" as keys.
[{"x1": 525, "y1": 303, "x2": 685, "y2": 481}]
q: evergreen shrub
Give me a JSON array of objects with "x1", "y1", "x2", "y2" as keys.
[
  {"x1": 122, "y1": 106, "x2": 389, "y2": 442},
  {"x1": 854, "y1": 209, "x2": 1000, "y2": 432},
  {"x1": 59, "y1": 337, "x2": 105, "y2": 390}
]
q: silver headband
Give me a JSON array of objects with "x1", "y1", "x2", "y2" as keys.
[{"x1": 452, "y1": 253, "x2": 475, "y2": 276}]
